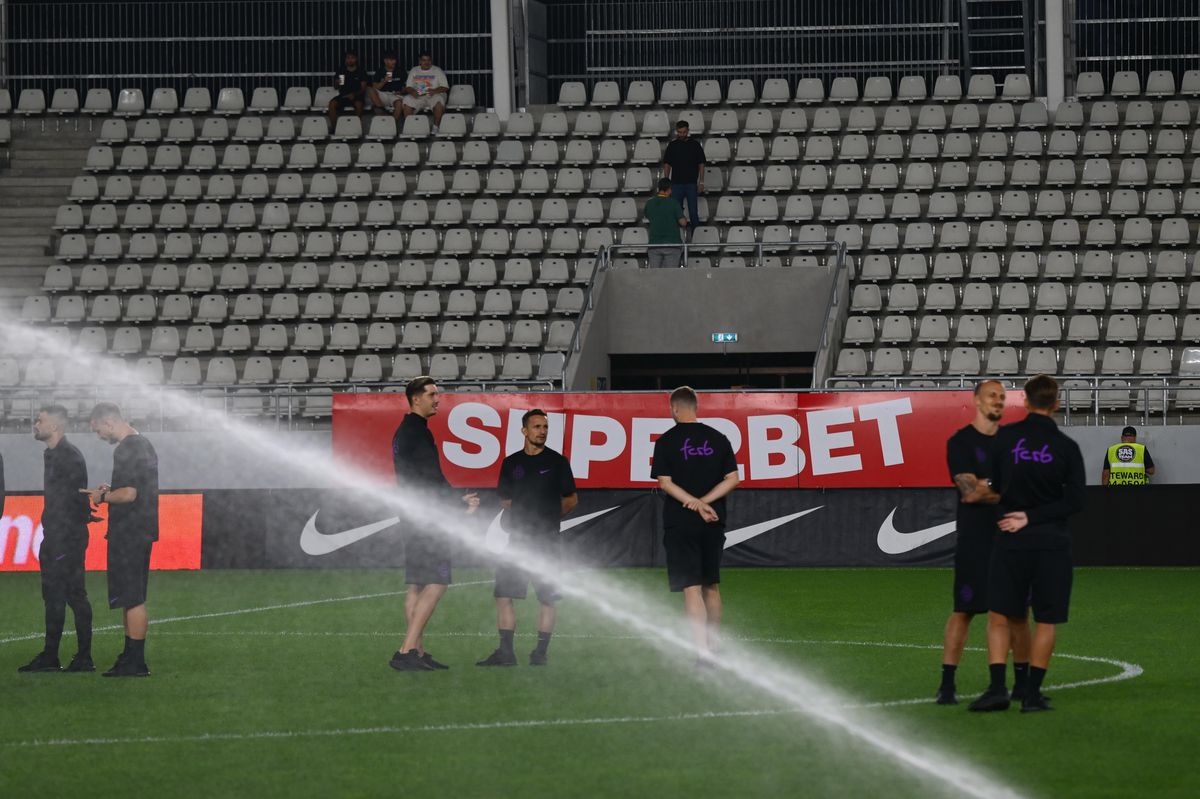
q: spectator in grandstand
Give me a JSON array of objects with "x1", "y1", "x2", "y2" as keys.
[
  {"x1": 367, "y1": 49, "x2": 406, "y2": 120},
  {"x1": 399, "y1": 50, "x2": 450, "y2": 131},
  {"x1": 477, "y1": 409, "x2": 577, "y2": 668},
  {"x1": 83, "y1": 403, "x2": 159, "y2": 678},
  {"x1": 389, "y1": 377, "x2": 480, "y2": 671},
  {"x1": 327, "y1": 48, "x2": 369, "y2": 126},
  {"x1": 1101, "y1": 426, "x2": 1155, "y2": 486},
  {"x1": 969, "y1": 375, "x2": 1085, "y2": 713},
  {"x1": 651, "y1": 387, "x2": 740, "y2": 663},
  {"x1": 662, "y1": 120, "x2": 706, "y2": 235},
  {"x1": 936, "y1": 381, "x2": 1031, "y2": 705},
  {"x1": 18, "y1": 406, "x2": 95, "y2": 674},
  {"x1": 643, "y1": 178, "x2": 687, "y2": 268}
]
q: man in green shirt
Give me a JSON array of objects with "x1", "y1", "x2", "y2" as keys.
[{"x1": 643, "y1": 178, "x2": 686, "y2": 268}]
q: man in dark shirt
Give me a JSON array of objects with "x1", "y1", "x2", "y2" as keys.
[
  {"x1": 969, "y1": 375, "x2": 1086, "y2": 713},
  {"x1": 83, "y1": 402, "x2": 159, "y2": 678},
  {"x1": 389, "y1": 376, "x2": 480, "y2": 672},
  {"x1": 477, "y1": 410, "x2": 577, "y2": 667},
  {"x1": 643, "y1": 178, "x2": 687, "y2": 268},
  {"x1": 367, "y1": 49, "x2": 406, "y2": 121},
  {"x1": 327, "y1": 48, "x2": 368, "y2": 126},
  {"x1": 650, "y1": 386, "x2": 740, "y2": 662},
  {"x1": 662, "y1": 121, "x2": 706, "y2": 234},
  {"x1": 1101, "y1": 425, "x2": 1155, "y2": 485},
  {"x1": 18, "y1": 405, "x2": 94, "y2": 674},
  {"x1": 936, "y1": 381, "x2": 1031, "y2": 704}
]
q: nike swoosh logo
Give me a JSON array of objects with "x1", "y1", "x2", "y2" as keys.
[
  {"x1": 875, "y1": 508, "x2": 956, "y2": 555},
  {"x1": 539, "y1": 469, "x2": 551, "y2": 474},
  {"x1": 723, "y1": 507, "x2": 823, "y2": 549},
  {"x1": 300, "y1": 511, "x2": 401, "y2": 556},
  {"x1": 484, "y1": 506, "x2": 620, "y2": 552}
]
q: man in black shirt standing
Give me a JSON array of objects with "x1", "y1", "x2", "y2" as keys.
[
  {"x1": 651, "y1": 387, "x2": 740, "y2": 661},
  {"x1": 18, "y1": 405, "x2": 94, "y2": 673},
  {"x1": 83, "y1": 403, "x2": 159, "y2": 678},
  {"x1": 477, "y1": 410, "x2": 577, "y2": 667},
  {"x1": 389, "y1": 377, "x2": 480, "y2": 671},
  {"x1": 969, "y1": 375, "x2": 1086, "y2": 713},
  {"x1": 327, "y1": 48, "x2": 368, "y2": 126},
  {"x1": 662, "y1": 121, "x2": 706, "y2": 235},
  {"x1": 937, "y1": 381, "x2": 1031, "y2": 704},
  {"x1": 367, "y1": 49, "x2": 406, "y2": 121}
]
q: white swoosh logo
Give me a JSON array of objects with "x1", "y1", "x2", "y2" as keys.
[
  {"x1": 484, "y1": 506, "x2": 620, "y2": 553},
  {"x1": 300, "y1": 511, "x2": 400, "y2": 556},
  {"x1": 723, "y1": 507, "x2": 823, "y2": 549},
  {"x1": 876, "y1": 508, "x2": 956, "y2": 555}
]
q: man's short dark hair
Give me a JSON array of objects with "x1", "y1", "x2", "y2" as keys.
[
  {"x1": 39, "y1": 404, "x2": 69, "y2": 422},
  {"x1": 675, "y1": 120, "x2": 689, "y2": 130},
  {"x1": 657, "y1": 177, "x2": 672, "y2": 192},
  {"x1": 1122, "y1": 425, "x2": 1137, "y2": 437},
  {"x1": 1024, "y1": 375, "x2": 1058, "y2": 411},
  {"x1": 669, "y1": 386, "x2": 698, "y2": 408},
  {"x1": 383, "y1": 49, "x2": 397, "y2": 60},
  {"x1": 344, "y1": 48, "x2": 358, "y2": 58},
  {"x1": 419, "y1": 50, "x2": 432, "y2": 59},
  {"x1": 90, "y1": 402, "x2": 124, "y2": 423},
  {"x1": 522, "y1": 408, "x2": 548, "y2": 427},
  {"x1": 405, "y1": 376, "x2": 436, "y2": 404}
]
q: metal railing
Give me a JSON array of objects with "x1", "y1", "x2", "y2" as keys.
[{"x1": 1067, "y1": 0, "x2": 1200, "y2": 89}]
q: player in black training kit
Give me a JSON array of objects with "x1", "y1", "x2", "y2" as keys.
[
  {"x1": 477, "y1": 410, "x2": 578, "y2": 667},
  {"x1": 389, "y1": 377, "x2": 480, "y2": 672},
  {"x1": 19, "y1": 405, "x2": 95, "y2": 673},
  {"x1": 83, "y1": 403, "x2": 159, "y2": 678},
  {"x1": 969, "y1": 375, "x2": 1085, "y2": 713},
  {"x1": 937, "y1": 381, "x2": 1031, "y2": 704},
  {"x1": 651, "y1": 387, "x2": 740, "y2": 663}
]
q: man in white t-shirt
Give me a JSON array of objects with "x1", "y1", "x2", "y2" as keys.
[{"x1": 401, "y1": 51, "x2": 450, "y2": 130}]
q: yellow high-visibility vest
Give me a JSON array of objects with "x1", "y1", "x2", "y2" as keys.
[{"x1": 1106, "y1": 442, "x2": 1149, "y2": 486}]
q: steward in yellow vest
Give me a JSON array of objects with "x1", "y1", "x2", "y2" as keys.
[{"x1": 1101, "y1": 426, "x2": 1155, "y2": 486}]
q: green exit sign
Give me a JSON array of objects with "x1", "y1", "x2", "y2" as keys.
[{"x1": 712, "y1": 333, "x2": 738, "y2": 343}]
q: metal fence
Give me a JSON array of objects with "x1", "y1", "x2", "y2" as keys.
[
  {"x1": 0, "y1": 0, "x2": 493, "y2": 105},
  {"x1": 1068, "y1": 0, "x2": 1200, "y2": 89}
]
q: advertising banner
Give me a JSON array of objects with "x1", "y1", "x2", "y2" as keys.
[
  {"x1": 332, "y1": 391, "x2": 1026, "y2": 490},
  {"x1": 0, "y1": 495, "x2": 204, "y2": 572}
]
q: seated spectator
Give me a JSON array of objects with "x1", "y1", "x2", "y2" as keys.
[
  {"x1": 328, "y1": 49, "x2": 368, "y2": 125},
  {"x1": 400, "y1": 50, "x2": 449, "y2": 131},
  {"x1": 643, "y1": 178, "x2": 687, "y2": 268},
  {"x1": 367, "y1": 50, "x2": 406, "y2": 120}
]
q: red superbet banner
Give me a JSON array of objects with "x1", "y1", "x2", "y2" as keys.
[{"x1": 332, "y1": 391, "x2": 1026, "y2": 489}]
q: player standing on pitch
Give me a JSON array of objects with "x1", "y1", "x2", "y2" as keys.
[
  {"x1": 969, "y1": 375, "x2": 1085, "y2": 713},
  {"x1": 651, "y1": 387, "x2": 740, "y2": 663},
  {"x1": 477, "y1": 409, "x2": 577, "y2": 667},
  {"x1": 389, "y1": 377, "x2": 480, "y2": 672},
  {"x1": 937, "y1": 381, "x2": 1031, "y2": 704}
]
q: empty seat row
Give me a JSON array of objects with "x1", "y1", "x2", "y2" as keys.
[
  {"x1": 834, "y1": 344, "x2": 1183, "y2": 378},
  {"x1": 845, "y1": 312, "x2": 1196, "y2": 346},
  {"x1": 855, "y1": 250, "x2": 1199, "y2": 283},
  {"x1": 849, "y1": 280, "x2": 1191, "y2": 314}
]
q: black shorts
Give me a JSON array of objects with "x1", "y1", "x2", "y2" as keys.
[
  {"x1": 494, "y1": 534, "x2": 561, "y2": 603},
  {"x1": 952, "y1": 533, "x2": 994, "y2": 615},
  {"x1": 40, "y1": 536, "x2": 88, "y2": 603},
  {"x1": 106, "y1": 536, "x2": 153, "y2": 610},
  {"x1": 988, "y1": 546, "x2": 1072, "y2": 624},
  {"x1": 405, "y1": 533, "x2": 452, "y2": 586},
  {"x1": 663, "y1": 526, "x2": 725, "y2": 592}
]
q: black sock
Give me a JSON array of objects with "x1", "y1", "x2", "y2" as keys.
[
  {"x1": 44, "y1": 600, "x2": 66, "y2": 660},
  {"x1": 988, "y1": 663, "x2": 1007, "y2": 691},
  {"x1": 534, "y1": 631, "x2": 552, "y2": 655},
  {"x1": 498, "y1": 628, "x2": 515, "y2": 655},
  {"x1": 1028, "y1": 666, "x2": 1047, "y2": 697},
  {"x1": 71, "y1": 598, "x2": 93, "y2": 658},
  {"x1": 128, "y1": 637, "x2": 146, "y2": 664},
  {"x1": 1013, "y1": 661, "x2": 1030, "y2": 690},
  {"x1": 940, "y1": 663, "x2": 957, "y2": 688}
]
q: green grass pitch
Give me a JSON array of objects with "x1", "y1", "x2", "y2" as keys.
[{"x1": 1, "y1": 567, "x2": 1195, "y2": 798}]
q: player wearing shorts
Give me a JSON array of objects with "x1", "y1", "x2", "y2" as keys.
[
  {"x1": 399, "y1": 51, "x2": 449, "y2": 130},
  {"x1": 19, "y1": 405, "x2": 94, "y2": 674},
  {"x1": 84, "y1": 403, "x2": 158, "y2": 678},
  {"x1": 477, "y1": 410, "x2": 577, "y2": 667},
  {"x1": 969, "y1": 375, "x2": 1085, "y2": 713},
  {"x1": 937, "y1": 381, "x2": 1031, "y2": 704},
  {"x1": 651, "y1": 387, "x2": 740, "y2": 663},
  {"x1": 389, "y1": 377, "x2": 479, "y2": 672}
]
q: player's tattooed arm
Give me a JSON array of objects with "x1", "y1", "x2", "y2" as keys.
[{"x1": 954, "y1": 473, "x2": 1001, "y2": 504}]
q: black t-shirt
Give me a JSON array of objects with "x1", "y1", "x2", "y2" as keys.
[
  {"x1": 392, "y1": 413, "x2": 455, "y2": 503},
  {"x1": 335, "y1": 65, "x2": 369, "y2": 96},
  {"x1": 496, "y1": 448, "x2": 576, "y2": 537},
  {"x1": 108, "y1": 434, "x2": 159, "y2": 542},
  {"x1": 946, "y1": 425, "x2": 998, "y2": 540},
  {"x1": 43, "y1": 437, "x2": 90, "y2": 544},
  {"x1": 663, "y1": 138, "x2": 707, "y2": 184},
  {"x1": 373, "y1": 67, "x2": 405, "y2": 93},
  {"x1": 650, "y1": 422, "x2": 738, "y2": 531},
  {"x1": 990, "y1": 414, "x2": 1086, "y2": 550}
]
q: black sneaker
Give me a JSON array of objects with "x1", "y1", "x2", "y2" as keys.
[
  {"x1": 102, "y1": 658, "x2": 150, "y2": 678},
  {"x1": 1020, "y1": 693, "x2": 1053, "y2": 713},
  {"x1": 17, "y1": 652, "x2": 62, "y2": 673},
  {"x1": 421, "y1": 652, "x2": 450, "y2": 670},
  {"x1": 476, "y1": 649, "x2": 518, "y2": 667},
  {"x1": 529, "y1": 649, "x2": 548, "y2": 666},
  {"x1": 389, "y1": 649, "x2": 433, "y2": 672},
  {"x1": 967, "y1": 686, "x2": 1011, "y2": 712},
  {"x1": 65, "y1": 654, "x2": 95, "y2": 673},
  {"x1": 935, "y1": 685, "x2": 958, "y2": 705}
]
